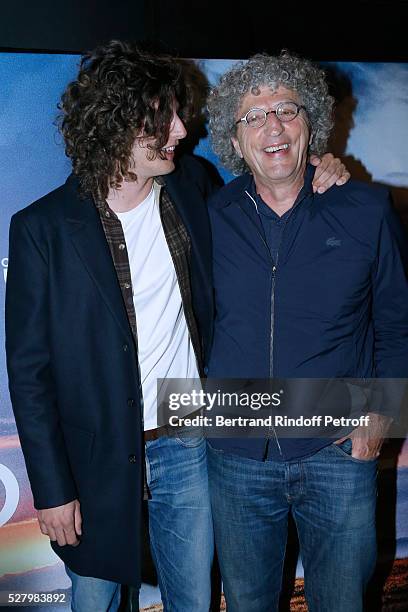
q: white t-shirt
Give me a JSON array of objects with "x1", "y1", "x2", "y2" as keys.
[{"x1": 116, "y1": 183, "x2": 200, "y2": 430}]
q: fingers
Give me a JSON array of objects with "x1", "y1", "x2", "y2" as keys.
[
  {"x1": 37, "y1": 500, "x2": 81, "y2": 547},
  {"x1": 311, "y1": 153, "x2": 350, "y2": 193},
  {"x1": 54, "y1": 525, "x2": 68, "y2": 546},
  {"x1": 333, "y1": 435, "x2": 348, "y2": 445},
  {"x1": 309, "y1": 153, "x2": 322, "y2": 167},
  {"x1": 38, "y1": 517, "x2": 80, "y2": 546},
  {"x1": 62, "y1": 522, "x2": 81, "y2": 546},
  {"x1": 352, "y1": 448, "x2": 381, "y2": 460},
  {"x1": 312, "y1": 152, "x2": 334, "y2": 175},
  {"x1": 349, "y1": 434, "x2": 382, "y2": 460},
  {"x1": 335, "y1": 169, "x2": 351, "y2": 186},
  {"x1": 313, "y1": 157, "x2": 341, "y2": 194},
  {"x1": 74, "y1": 501, "x2": 82, "y2": 537},
  {"x1": 38, "y1": 517, "x2": 50, "y2": 537},
  {"x1": 38, "y1": 518, "x2": 59, "y2": 544}
]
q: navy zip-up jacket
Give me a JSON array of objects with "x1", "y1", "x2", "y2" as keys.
[{"x1": 207, "y1": 165, "x2": 408, "y2": 461}]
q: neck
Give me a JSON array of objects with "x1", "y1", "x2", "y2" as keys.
[
  {"x1": 254, "y1": 175, "x2": 304, "y2": 217},
  {"x1": 106, "y1": 177, "x2": 154, "y2": 212}
]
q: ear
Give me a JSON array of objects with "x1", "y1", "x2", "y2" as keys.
[{"x1": 231, "y1": 136, "x2": 243, "y2": 159}]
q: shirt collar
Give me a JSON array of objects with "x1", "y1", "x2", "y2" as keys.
[
  {"x1": 93, "y1": 178, "x2": 163, "y2": 215},
  {"x1": 248, "y1": 162, "x2": 315, "y2": 214}
]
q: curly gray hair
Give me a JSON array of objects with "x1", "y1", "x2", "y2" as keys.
[{"x1": 207, "y1": 51, "x2": 334, "y2": 175}]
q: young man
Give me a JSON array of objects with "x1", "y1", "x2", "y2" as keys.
[{"x1": 5, "y1": 41, "x2": 348, "y2": 611}]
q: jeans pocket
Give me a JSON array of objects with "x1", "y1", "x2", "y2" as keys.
[
  {"x1": 175, "y1": 427, "x2": 205, "y2": 448},
  {"x1": 332, "y1": 438, "x2": 378, "y2": 464}
]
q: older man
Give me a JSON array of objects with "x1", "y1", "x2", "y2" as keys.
[{"x1": 206, "y1": 52, "x2": 408, "y2": 611}]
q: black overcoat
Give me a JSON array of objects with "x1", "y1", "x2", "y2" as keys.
[{"x1": 5, "y1": 155, "x2": 214, "y2": 586}]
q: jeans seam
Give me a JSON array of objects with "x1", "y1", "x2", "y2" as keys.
[
  {"x1": 284, "y1": 464, "x2": 289, "y2": 502},
  {"x1": 300, "y1": 460, "x2": 305, "y2": 498},
  {"x1": 148, "y1": 523, "x2": 172, "y2": 611},
  {"x1": 207, "y1": 442, "x2": 225, "y2": 455}
]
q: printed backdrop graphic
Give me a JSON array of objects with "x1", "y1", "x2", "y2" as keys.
[{"x1": 0, "y1": 54, "x2": 407, "y2": 609}]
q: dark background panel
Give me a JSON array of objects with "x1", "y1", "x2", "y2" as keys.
[
  {"x1": 1, "y1": 0, "x2": 408, "y2": 60},
  {"x1": 0, "y1": 0, "x2": 148, "y2": 53}
]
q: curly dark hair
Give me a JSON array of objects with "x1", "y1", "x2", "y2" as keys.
[{"x1": 58, "y1": 40, "x2": 192, "y2": 199}]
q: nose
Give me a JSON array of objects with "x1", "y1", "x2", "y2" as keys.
[
  {"x1": 171, "y1": 112, "x2": 187, "y2": 140},
  {"x1": 264, "y1": 111, "x2": 284, "y2": 136}
]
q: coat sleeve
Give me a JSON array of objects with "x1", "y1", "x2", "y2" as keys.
[
  {"x1": 371, "y1": 195, "x2": 408, "y2": 419},
  {"x1": 5, "y1": 212, "x2": 78, "y2": 509}
]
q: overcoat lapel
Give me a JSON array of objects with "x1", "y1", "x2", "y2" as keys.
[
  {"x1": 164, "y1": 170, "x2": 211, "y2": 281},
  {"x1": 63, "y1": 183, "x2": 133, "y2": 343}
]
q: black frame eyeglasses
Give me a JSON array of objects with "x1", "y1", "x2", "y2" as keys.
[{"x1": 235, "y1": 102, "x2": 306, "y2": 129}]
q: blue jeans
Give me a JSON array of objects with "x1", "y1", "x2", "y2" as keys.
[
  {"x1": 67, "y1": 434, "x2": 213, "y2": 612},
  {"x1": 66, "y1": 566, "x2": 121, "y2": 611},
  {"x1": 207, "y1": 439, "x2": 377, "y2": 612},
  {"x1": 145, "y1": 433, "x2": 213, "y2": 611}
]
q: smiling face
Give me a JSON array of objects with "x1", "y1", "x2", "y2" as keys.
[
  {"x1": 130, "y1": 106, "x2": 187, "y2": 181},
  {"x1": 231, "y1": 85, "x2": 311, "y2": 192}
]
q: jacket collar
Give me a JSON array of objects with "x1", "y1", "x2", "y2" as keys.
[{"x1": 213, "y1": 163, "x2": 316, "y2": 210}]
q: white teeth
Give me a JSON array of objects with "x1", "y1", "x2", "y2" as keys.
[
  {"x1": 162, "y1": 146, "x2": 175, "y2": 152},
  {"x1": 264, "y1": 143, "x2": 289, "y2": 153}
]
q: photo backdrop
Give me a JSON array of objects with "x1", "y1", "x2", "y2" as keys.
[{"x1": 1, "y1": 53, "x2": 407, "y2": 610}]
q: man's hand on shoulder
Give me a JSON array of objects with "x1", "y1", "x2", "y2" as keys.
[
  {"x1": 38, "y1": 499, "x2": 82, "y2": 547},
  {"x1": 310, "y1": 152, "x2": 350, "y2": 194}
]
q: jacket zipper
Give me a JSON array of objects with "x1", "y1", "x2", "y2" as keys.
[
  {"x1": 243, "y1": 191, "x2": 283, "y2": 459},
  {"x1": 266, "y1": 260, "x2": 283, "y2": 458},
  {"x1": 243, "y1": 187, "x2": 309, "y2": 459}
]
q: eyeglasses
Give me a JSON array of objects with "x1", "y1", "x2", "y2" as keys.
[{"x1": 235, "y1": 102, "x2": 306, "y2": 129}]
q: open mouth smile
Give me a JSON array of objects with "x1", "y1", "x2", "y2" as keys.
[{"x1": 263, "y1": 143, "x2": 290, "y2": 153}]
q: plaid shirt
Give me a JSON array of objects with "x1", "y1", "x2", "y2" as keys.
[
  {"x1": 94, "y1": 179, "x2": 203, "y2": 374},
  {"x1": 95, "y1": 179, "x2": 203, "y2": 500}
]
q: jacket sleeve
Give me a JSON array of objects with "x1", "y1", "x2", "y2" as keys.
[
  {"x1": 5, "y1": 213, "x2": 78, "y2": 509},
  {"x1": 371, "y1": 195, "x2": 408, "y2": 419}
]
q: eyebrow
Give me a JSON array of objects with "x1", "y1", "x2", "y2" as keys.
[{"x1": 245, "y1": 99, "x2": 299, "y2": 111}]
